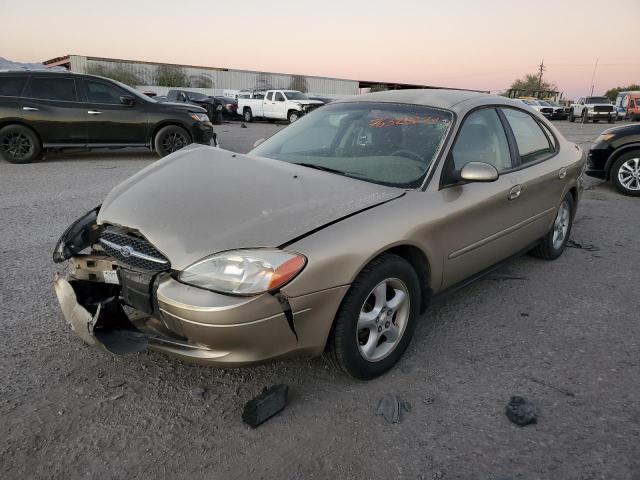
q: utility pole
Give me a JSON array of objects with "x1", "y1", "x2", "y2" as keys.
[
  {"x1": 589, "y1": 58, "x2": 599, "y2": 96},
  {"x1": 537, "y1": 59, "x2": 545, "y2": 94}
]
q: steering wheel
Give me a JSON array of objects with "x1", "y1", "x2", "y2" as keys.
[{"x1": 390, "y1": 150, "x2": 423, "y2": 163}]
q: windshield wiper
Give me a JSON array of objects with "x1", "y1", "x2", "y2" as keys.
[{"x1": 293, "y1": 163, "x2": 349, "y2": 176}]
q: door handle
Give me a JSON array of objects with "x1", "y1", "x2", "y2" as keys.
[
  {"x1": 87, "y1": 110, "x2": 102, "y2": 115},
  {"x1": 508, "y1": 185, "x2": 522, "y2": 201},
  {"x1": 558, "y1": 167, "x2": 567, "y2": 179},
  {"x1": 22, "y1": 106, "x2": 39, "y2": 111}
]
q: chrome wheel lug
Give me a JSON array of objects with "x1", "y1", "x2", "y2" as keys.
[{"x1": 385, "y1": 321, "x2": 390, "y2": 328}]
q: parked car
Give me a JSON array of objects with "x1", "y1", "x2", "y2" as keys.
[
  {"x1": 213, "y1": 96, "x2": 238, "y2": 119},
  {"x1": 569, "y1": 96, "x2": 616, "y2": 123},
  {"x1": 308, "y1": 96, "x2": 334, "y2": 104},
  {"x1": 0, "y1": 71, "x2": 214, "y2": 164},
  {"x1": 538, "y1": 100, "x2": 568, "y2": 120},
  {"x1": 53, "y1": 89, "x2": 584, "y2": 379},
  {"x1": 238, "y1": 89, "x2": 323, "y2": 123},
  {"x1": 587, "y1": 123, "x2": 640, "y2": 196},
  {"x1": 167, "y1": 89, "x2": 224, "y2": 124},
  {"x1": 614, "y1": 91, "x2": 640, "y2": 120}
]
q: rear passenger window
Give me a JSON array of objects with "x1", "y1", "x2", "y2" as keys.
[
  {"x1": 29, "y1": 77, "x2": 77, "y2": 102},
  {"x1": 443, "y1": 108, "x2": 512, "y2": 185},
  {"x1": 0, "y1": 76, "x2": 27, "y2": 96},
  {"x1": 502, "y1": 108, "x2": 554, "y2": 164}
]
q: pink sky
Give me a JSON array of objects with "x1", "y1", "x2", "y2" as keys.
[{"x1": 1, "y1": 0, "x2": 638, "y2": 99}]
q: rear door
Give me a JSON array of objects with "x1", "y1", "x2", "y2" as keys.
[
  {"x1": 438, "y1": 107, "x2": 528, "y2": 288},
  {"x1": 20, "y1": 75, "x2": 87, "y2": 145},
  {"x1": 499, "y1": 108, "x2": 565, "y2": 236},
  {"x1": 80, "y1": 78, "x2": 148, "y2": 145}
]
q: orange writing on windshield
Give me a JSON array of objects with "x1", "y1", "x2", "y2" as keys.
[{"x1": 369, "y1": 116, "x2": 446, "y2": 128}]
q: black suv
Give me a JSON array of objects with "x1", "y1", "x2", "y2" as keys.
[
  {"x1": 0, "y1": 71, "x2": 215, "y2": 164},
  {"x1": 167, "y1": 90, "x2": 224, "y2": 124}
]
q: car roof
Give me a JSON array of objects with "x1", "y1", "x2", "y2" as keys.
[{"x1": 334, "y1": 88, "x2": 526, "y2": 113}]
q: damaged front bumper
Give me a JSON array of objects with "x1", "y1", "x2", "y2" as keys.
[{"x1": 54, "y1": 254, "x2": 347, "y2": 366}]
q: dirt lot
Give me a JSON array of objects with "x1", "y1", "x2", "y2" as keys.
[{"x1": 1, "y1": 119, "x2": 639, "y2": 480}]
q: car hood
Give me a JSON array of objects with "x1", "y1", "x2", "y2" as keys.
[
  {"x1": 98, "y1": 146, "x2": 404, "y2": 270},
  {"x1": 158, "y1": 101, "x2": 207, "y2": 113},
  {"x1": 293, "y1": 100, "x2": 324, "y2": 106}
]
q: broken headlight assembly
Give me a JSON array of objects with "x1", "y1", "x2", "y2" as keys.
[
  {"x1": 52, "y1": 206, "x2": 102, "y2": 263},
  {"x1": 178, "y1": 249, "x2": 306, "y2": 295}
]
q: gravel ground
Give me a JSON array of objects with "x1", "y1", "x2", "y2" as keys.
[{"x1": 1, "y1": 119, "x2": 639, "y2": 480}]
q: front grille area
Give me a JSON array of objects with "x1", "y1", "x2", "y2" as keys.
[
  {"x1": 99, "y1": 228, "x2": 170, "y2": 272},
  {"x1": 594, "y1": 105, "x2": 613, "y2": 112},
  {"x1": 540, "y1": 107, "x2": 553, "y2": 114}
]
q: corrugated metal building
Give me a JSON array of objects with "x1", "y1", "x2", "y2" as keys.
[{"x1": 43, "y1": 55, "x2": 361, "y2": 98}]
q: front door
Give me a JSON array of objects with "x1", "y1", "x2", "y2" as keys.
[
  {"x1": 263, "y1": 91, "x2": 275, "y2": 118},
  {"x1": 438, "y1": 107, "x2": 528, "y2": 288},
  {"x1": 81, "y1": 79, "x2": 147, "y2": 145},
  {"x1": 273, "y1": 91, "x2": 288, "y2": 119}
]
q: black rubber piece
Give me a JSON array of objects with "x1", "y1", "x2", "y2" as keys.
[
  {"x1": 242, "y1": 384, "x2": 288, "y2": 428},
  {"x1": 505, "y1": 396, "x2": 538, "y2": 426}
]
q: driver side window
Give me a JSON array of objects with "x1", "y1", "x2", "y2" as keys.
[{"x1": 443, "y1": 108, "x2": 512, "y2": 186}]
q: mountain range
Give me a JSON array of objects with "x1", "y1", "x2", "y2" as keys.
[{"x1": 0, "y1": 57, "x2": 44, "y2": 70}]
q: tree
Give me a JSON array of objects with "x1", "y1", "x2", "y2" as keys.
[
  {"x1": 604, "y1": 84, "x2": 640, "y2": 101},
  {"x1": 85, "y1": 64, "x2": 141, "y2": 86},
  {"x1": 509, "y1": 73, "x2": 557, "y2": 94},
  {"x1": 288, "y1": 74, "x2": 308, "y2": 93},
  {"x1": 154, "y1": 65, "x2": 189, "y2": 87}
]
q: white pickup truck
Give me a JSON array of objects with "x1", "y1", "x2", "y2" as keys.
[
  {"x1": 569, "y1": 96, "x2": 616, "y2": 124},
  {"x1": 237, "y1": 90, "x2": 323, "y2": 123}
]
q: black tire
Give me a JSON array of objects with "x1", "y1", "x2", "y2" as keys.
[
  {"x1": 608, "y1": 117, "x2": 616, "y2": 124},
  {"x1": 582, "y1": 110, "x2": 589, "y2": 123},
  {"x1": 243, "y1": 108, "x2": 253, "y2": 123},
  {"x1": 568, "y1": 110, "x2": 575, "y2": 122},
  {"x1": 611, "y1": 151, "x2": 640, "y2": 196},
  {"x1": 326, "y1": 253, "x2": 421, "y2": 380},
  {"x1": 153, "y1": 125, "x2": 191, "y2": 158},
  {"x1": 287, "y1": 110, "x2": 300, "y2": 124},
  {"x1": 593, "y1": 119, "x2": 599, "y2": 123},
  {"x1": 0, "y1": 124, "x2": 41, "y2": 164},
  {"x1": 530, "y1": 193, "x2": 575, "y2": 260}
]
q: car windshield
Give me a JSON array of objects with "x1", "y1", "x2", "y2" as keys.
[
  {"x1": 250, "y1": 102, "x2": 453, "y2": 188},
  {"x1": 111, "y1": 80, "x2": 156, "y2": 103},
  {"x1": 283, "y1": 91, "x2": 308, "y2": 100},
  {"x1": 186, "y1": 91, "x2": 210, "y2": 101},
  {"x1": 521, "y1": 100, "x2": 535, "y2": 105},
  {"x1": 537, "y1": 100, "x2": 552, "y2": 106},
  {"x1": 586, "y1": 97, "x2": 610, "y2": 104}
]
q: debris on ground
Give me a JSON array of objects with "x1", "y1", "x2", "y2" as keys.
[
  {"x1": 108, "y1": 392, "x2": 125, "y2": 401},
  {"x1": 242, "y1": 384, "x2": 288, "y2": 428},
  {"x1": 190, "y1": 386, "x2": 207, "y2": 399},
  {"x1": 376, "y1": 394, "x2": 411, "y2": 424},
  {"x1": 505, "y1": 396, "x2": 538, "y2": 426},
  {"x1": 241, "y1": 123, "x2": 247, "y2": 128},
  {"x1": 566, "y1": 239, "x2": 600, "y2": 252},
  {"x1": 525, "y1": 375, "x2": 575, "y2": 397}
]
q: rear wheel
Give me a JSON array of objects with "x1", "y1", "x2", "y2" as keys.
[
  {"x1": 0, "y1": 125, "x2": 41, "y2": 164},
  {"x1": 326, "y1": 253, "x2": 420, "y2": 380},
  {"x1": 611, "y1": 151, "x2": 640, "y2": 196},
  {"x1": 154, "y1": 125, "x2": 191, "y2": 158},
  {"x1": 243, "y1": 108, "x2": 253, "y2": 123},
  {"x1": 530, "y1": 193, "x2": 574, "y2": 260}
]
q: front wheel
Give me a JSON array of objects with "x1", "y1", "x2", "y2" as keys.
[
  {"x1": 0, "y1": 125, "x2": 42, "y2": 164},
  {"x1": 154, "y1": 125, "x2": 191, "y2": 158},
  {"x1": 243, "y1": 108, "x2": 253, "y2": 123},
  {"x1": 582, "y1": 110, "x2": 589, "y2": 123},
  {"x1": 326, "y1": 253, "x2": 420, "y2": 380},
  {"x1": 611, "y1": 151, "x2": 640, "y2": 196},
  {"x1": 288, "y1": 110, "x2": 300, "y2": 123},
  {"x1": 568, "y1": 110, "x2": 575, "y2": 122},
  {"x1": 530, "y1": 193, "x2": 574, "y2": 260}
]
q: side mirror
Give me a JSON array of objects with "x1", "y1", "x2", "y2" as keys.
[
  {"x1": 460, "y1": 162, "x2": 499, "y2": 183},
  {"x1": 120, "y1": 95, "x2": 135, "y2": 106},
  {"x1": 253, "y1": 138, "x2": 265, "y2": 148}
]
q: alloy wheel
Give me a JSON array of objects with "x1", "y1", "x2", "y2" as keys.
[
  {"x1": 162, "y1": 132, "x2": 187, "y2": 154},
  {"x1": 552, "y1": 199, "x2": 571, "y2": 250},
  {"x1": 1, "y1": 131, "x2": 32, "y2": 161},
  {"x1": 617, "y1": 157, "x2": 640, "y2": 191},
  {"x1": 356, "y1": 278, "x2": 410, "y2": 362}
]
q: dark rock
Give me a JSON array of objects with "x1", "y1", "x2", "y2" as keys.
[
  {"x1": 505, "y1": 396, "x2": 538, "y2": 426},
  {"x1": 242, "y1": 384, "x2": 288, "y2": 428}
]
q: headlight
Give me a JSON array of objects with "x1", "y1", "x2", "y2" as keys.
[
  {"x1": 596, "y1": 133, "x2": 615, "y2": 143},
  {"x1": 189, "y1": 112, "x2": 210, "y2": 122},
  {"x1": 178, "y1": 249, "x2": 306, "y2": 295}
]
